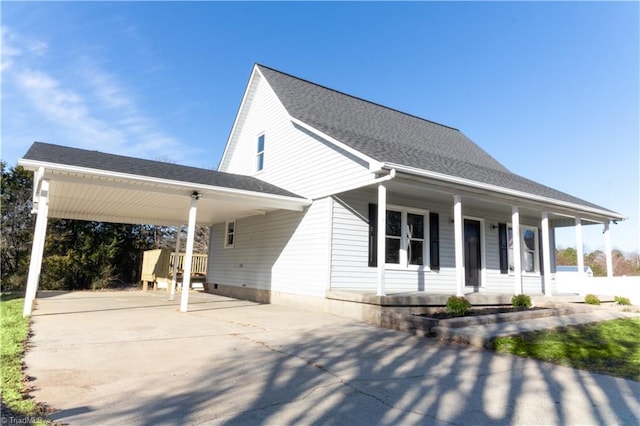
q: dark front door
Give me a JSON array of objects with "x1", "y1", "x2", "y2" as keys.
[{"x1": 464, "y1": 219, "x2": 481, "y2": 287}]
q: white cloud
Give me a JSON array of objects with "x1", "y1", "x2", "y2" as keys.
[
  {"x1": 3, "y1": 26, "x2": 187, "y2": 164},
  {"x1": 1, "y1": 26, "x2": 47, "y2": 71}
]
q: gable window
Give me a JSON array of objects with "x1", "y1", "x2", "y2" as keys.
[
  {"x1": 256, "y1": 134, "x2": 265, "y2": 171},
  {"x1": 369, "y1": 204, "x2": 438, "y2": 269},
  {"x1": 224, "y1": 220, "x2": 236, "y2": 248},
  {"x1": 506, "y1": 224, "x2": 539, "y2": 273}
]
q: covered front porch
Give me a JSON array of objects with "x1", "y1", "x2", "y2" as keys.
[{"x1": 366, "y1": 167, "x2": 624, "y2": 298}]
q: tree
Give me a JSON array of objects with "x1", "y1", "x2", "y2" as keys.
[
  {"x1": 40, "y1": 220, "x2": 158, "y2": 290},
  {"x1": 1, "y1": 163, "x2": 35, "y2": 290},
  {"x1": 556, "y1": 247, "x2": 640, "y2": 277},
  {"x1": 556, "y1": 247, "x2": 577, "y2": 266}
]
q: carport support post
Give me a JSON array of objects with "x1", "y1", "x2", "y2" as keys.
[
  {"x1": 23, "y1": 178, "x2": 50, "y2": 317},
  {"x1": 169, "y1": 226, "x2": 181, "y2": 301},
  {"x1": 180, "y1": 193, "x2": 199, "y2": 312}
]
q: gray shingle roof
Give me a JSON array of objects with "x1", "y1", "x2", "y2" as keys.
[
  {"x1": 257, "y1": 64, "x2": 616, "y2": 214},
  {"x1": 22, "y1": 142, "x2": 304, "y2": 199}
]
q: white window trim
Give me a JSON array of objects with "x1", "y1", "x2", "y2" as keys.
[
  {"x1": 385, "y1": 205, "x2": 430, "y2": 271},
  {"x1": 507, "y1": 223, "x2": 540, "y2": 275},
  {"x1": 256, "y1": 133, "x2": 265, "y2": 172},
  {"x1": 224, "y1": 220, "x2": 236, "y2": 249}
]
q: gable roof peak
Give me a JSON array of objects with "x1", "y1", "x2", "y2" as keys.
[
  {"x1": 255, "y1": 64, "x2": 511, "y2": 175},
  {"x1": 255, "y1": 63, "x2": 460, "y2": 133}
]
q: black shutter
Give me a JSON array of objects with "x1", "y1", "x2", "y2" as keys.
[
  {"x1": 538, "y1": 229, "x2": 544, "y2": 275},
  {"x1": 368, "y1": 204, "x2": 377, "y2": 267},
  {"x1": 499, "y1": 223, "x2": 508, "y2": 274},
  {"x1": 429, "y1": 212, "x2": 440, "y2": 270}
]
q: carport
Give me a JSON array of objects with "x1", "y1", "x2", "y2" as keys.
[{"x1": 18, "y1": 142, "x2": 311, "y2": 316}]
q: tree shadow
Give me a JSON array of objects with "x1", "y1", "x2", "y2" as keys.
[{"x1": 42, "y1": 315, "x2": 640, "y2": 425}]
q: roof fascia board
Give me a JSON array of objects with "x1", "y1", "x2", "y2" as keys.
[
  {"x1": 18, "y1": 158, "x2": 311, "y2": 209},
  {"x1": 386, "y1": 163, "x2": 625, "y2": 222},
  {"x1": 218, "y1": 64, "x2": 262, "y2": 171},
  {"x1": 288, "y1": 117, "x2": 380, "y2": 169}
]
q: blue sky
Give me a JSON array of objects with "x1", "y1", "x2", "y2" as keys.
[{"x1": 2, "y1": 1, "x2": 638, "y2": 253}]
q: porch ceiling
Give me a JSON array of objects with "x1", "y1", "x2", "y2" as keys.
[
  {"x1": 19, "y1": 161, "x2": 311, "y2": 227},
  {"x1": 387, "y1": 175, "x2": 616, "y2": 226}
]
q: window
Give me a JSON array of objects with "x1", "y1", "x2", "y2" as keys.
[
  {"x1": 384, "y1": 208, "x2": 428, "y2": 268},
  {"x1": 369, "y1": 204, "x2": 438, "y2": 268},
  {"x1": 407, "y1": 213, "x2": 425, "y2": 265},
  {"x1": 256, "y1": 134, "x2": 265, "y2": 171},
  {"x1": 385, "y1": 210, "x2": 402, "y2": 263},
  {"x1": 507, "y1": 224, "x2": 539, "y2": 273},
  {"x1": 224, "y1": 220, "x2": 236, "y2": 248}
]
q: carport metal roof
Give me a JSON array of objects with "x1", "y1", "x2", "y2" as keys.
[{"x1": 18, "y1": 142, "x2": 312, "y2": 316}]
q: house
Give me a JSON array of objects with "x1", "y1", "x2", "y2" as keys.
[
  {"x1": 207, "y1": 64, "x2": 623, "y2": 307},
  {"x1": 556, "y1": 266, "x2": 594, "y2": 277},
  {"x1": 19, "y1": 64, "x2": 625, "y2": 317}
]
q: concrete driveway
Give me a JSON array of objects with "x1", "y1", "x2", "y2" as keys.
[{"x1": 26, "y1": 291, "x2": 639, "y2": 425}]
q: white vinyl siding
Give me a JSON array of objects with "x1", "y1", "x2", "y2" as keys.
[
  {"x1": 208, "y1": 198, "x2": 330, "y2": 297},
  {"x1": 329, "y1": 190, "x2": 545, "y2": 294},
  {"x1": 330, "y1": 190, "x2": 456, "y2": 293},
  {"x1": 219, "y1": 71, "x2": 375, "y2": 199}
]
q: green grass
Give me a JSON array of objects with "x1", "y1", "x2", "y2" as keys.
[
  {"x1": 493, "y1": 317, "x2": 640, "y2": 381},
  {"x1": 1, "y1": 293, "x2": 49, "y2": 424}
]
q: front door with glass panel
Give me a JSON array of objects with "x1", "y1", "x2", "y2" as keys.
[{"x1": 464, "y1": 219, "x2": 481, "y2": 287}]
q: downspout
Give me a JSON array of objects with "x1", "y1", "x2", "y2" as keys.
[{"x1": 371, "y1": 168, "x2": 396, "y2": 185}]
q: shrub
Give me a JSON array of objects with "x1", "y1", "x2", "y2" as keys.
[
  {"x1": 446, "y1": 296, "x2": 471, "y2": 316},
  {"x1": 512, "y1": 294, "x2": 532, "y2": 309},
  {"x1": 614, "y1": 296, "x2": 632, "y2": 306},
  {"x1": 584, "y1": 294, "x2": 601, "y2": 305}
]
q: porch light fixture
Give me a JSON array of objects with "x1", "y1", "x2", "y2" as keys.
[
  {"x1": 491, "y1": 224, "x2": 498, "y2": 230},
  {"x1": 191, "y1": 191, "x2": 201, "y2": 200}
]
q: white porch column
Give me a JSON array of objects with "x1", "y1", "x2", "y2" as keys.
[
  {"x1": 604, "y1": 222, "x2": 613, "y2": 278},
  {"x1": 575, "y1": 217, "x2": 585, "y2": 278},
  {"x1": 453, "y1": 195, "x2": 464, "y2": 296},
  {"x1": 541, "y1": 212, "x2": 553, "y2": 296},
  {"x1": 376, "y1": 184, "x2": 386, "y2": 296},
  {"x1": 180, "y1": 193, "x2": 200, "y2": 313},
  {"x1": 169, "y1": 226, "x2": 182, "y2": 301},
  {"x1": 23, "y1": 178, "x2": 50, "y2": 316},
  {"x1": 512, "y1": 206, "x2": 522, "y2": 295}
]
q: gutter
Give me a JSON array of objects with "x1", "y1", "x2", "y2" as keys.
[{"x1": 311, "y1": 168, "x2": 396, "y2": 200}]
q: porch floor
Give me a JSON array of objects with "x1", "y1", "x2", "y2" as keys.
[{"x1": 326, "y1": 289, "x2": 610, "y2": 307}]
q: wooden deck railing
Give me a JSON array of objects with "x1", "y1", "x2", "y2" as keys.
[{"x1": 170, "y1": 253, "x2": 208, "y2": 275}]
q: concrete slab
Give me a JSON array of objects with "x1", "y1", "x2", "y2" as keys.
[{"x1": 25, "y1": 291, "x2": 640, "y2": 425}]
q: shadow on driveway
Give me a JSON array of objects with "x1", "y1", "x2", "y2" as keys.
[{"x1": 25, "y1": 291, "x2": 640, "y2": 425}]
